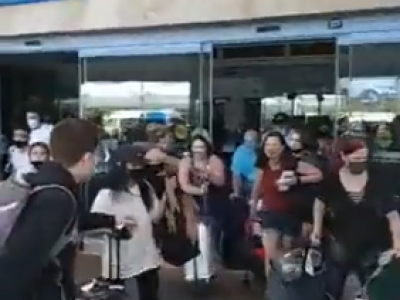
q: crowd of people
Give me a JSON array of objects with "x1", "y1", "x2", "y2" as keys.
[{"x1": 0, "y1": 109, "x2": 400, "y2": 300}]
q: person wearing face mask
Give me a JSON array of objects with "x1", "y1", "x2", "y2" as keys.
[
  {"x1": 373, "y1": 123, "x2": 393, "y2": 151},
  {"x1": 286, "y1": 127, "x2": 328, "y2": 237},
  {"x1": 311, "y1": 138, "x2": 400, "y2": 300},
  {"x1": 7, "y1": 125, "x2": 32, "y2": 174},
  {"x1": 26, "y1": 111, "x2": 53, "y2": 145},
  {"x1": 287, "y1": 127, "x2": 329, "y2": 171},
  {"x1": 231, "y1": 129, "x2": 259, "y2": 200},
  {"x1": 91, "y1": 144, "x2": 165, "y2": 300},
  {"x1": 28, "y1": 142, "x2": 50, "y2": 170}
]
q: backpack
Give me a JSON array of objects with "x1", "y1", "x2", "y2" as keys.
[{"x1": 0, "y1": 175, "x2": 77, "y2": 256}]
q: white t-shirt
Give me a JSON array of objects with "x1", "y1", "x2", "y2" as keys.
[
  {"x1": 91, "y1": 187, "x2": 161, "y2": 279},
  {"x1": 29, "y1": 124, "x2": 53, "y2": 145},
  {"x1": 8, "y1": 146, "x2": 32, "y2": 173}
]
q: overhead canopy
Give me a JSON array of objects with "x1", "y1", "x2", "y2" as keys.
[
  {"x1": 79, "y1": 42, "x2": 211, "y2": 58},
  {"x1": 338, "y1": 30, "x2": 400, "y2": 45}
]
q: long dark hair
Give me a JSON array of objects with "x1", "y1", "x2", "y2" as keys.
[
  {"x1": 257, "y1": 131, "x2": 296, "y2": 170},
  {"x1": 290, "y1": 126, "x2": 319, "y2": 153}
]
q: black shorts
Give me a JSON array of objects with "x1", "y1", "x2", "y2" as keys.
[{"x1": 259, "y1": 210, "x2": 302, "y2": 237}]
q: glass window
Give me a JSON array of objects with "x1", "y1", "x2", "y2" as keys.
[{"x1": 339, "y1": 43, "x2": 400, "y2": 115}]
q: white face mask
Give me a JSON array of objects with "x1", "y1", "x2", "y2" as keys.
[{"x1": 27, "y1": 119, "x2": 40, "y2": 130}]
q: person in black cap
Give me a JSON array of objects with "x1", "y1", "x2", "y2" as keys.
[{"x1": 91, "y1": 144, "x2": 166, "y2": 300}]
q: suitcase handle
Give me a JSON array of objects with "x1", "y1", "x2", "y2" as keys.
[{"x1": 107, "y1": 228, "x2": 129, "y2": 281}]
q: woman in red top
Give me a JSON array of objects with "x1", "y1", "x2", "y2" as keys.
[{"x1": 250, "y1": 131, "x2": 323, "y2": 276}]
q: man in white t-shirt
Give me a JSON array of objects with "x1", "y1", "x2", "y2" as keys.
[{"x1": 27, "y1": 111, "x2": 53, "y2": 145}]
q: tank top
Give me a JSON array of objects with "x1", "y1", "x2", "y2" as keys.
[{"x1": 187, "y1": 157, "x2": 225, "y2": 217}]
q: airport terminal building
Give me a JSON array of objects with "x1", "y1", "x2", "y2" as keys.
[{"x1": 0, "y1": 0, "x2": 399, "y2": 135}]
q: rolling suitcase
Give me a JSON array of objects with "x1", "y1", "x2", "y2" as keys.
[
  {"x1": 80, "y1": 230, "x2": 129, "y2": 300},
  {"x1": 183, "y1": 222, "x2": 214, "y2": 282},
  {"x1": 183, "y1": 191, "x2": 216, "y2": 294}
]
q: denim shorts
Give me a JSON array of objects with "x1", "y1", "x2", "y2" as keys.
[{"x1": 259, "y1": 210, "x2": 302, "y2": 237}]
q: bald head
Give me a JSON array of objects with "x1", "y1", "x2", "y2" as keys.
[
  {"x1": 244, "y1": 130, "x2": 258, "y2": 140},
  {"x1": 243, "y1": 130, "x2": 258, "y2": 148}
]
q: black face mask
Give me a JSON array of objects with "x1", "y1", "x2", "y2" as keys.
[
  {"x1": 291, "y1": 148, "x2": 303, "y2": 155},
  {"x1": 348, "y1": 162, "x2": 367, "y2": 174},
  {"x1": 146, "y1": 164, "x2": 165, "y2": 176},
  {"x1": 13, "y1": 140, "x2": 28, "y2": 148},
  {"x1": 128, "y1": 168, "x2": 145, "y2": 181},
  {"x1": 31, "y1": 161, "x2": 44, "y2": 169}
]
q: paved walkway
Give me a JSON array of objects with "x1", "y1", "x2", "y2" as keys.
[
  {"x1": 75, "y1": 252, "x2": 264, "y2": 300},
  {"x1": 77, "y1": 238, "x2": 360, "y2": 300}
]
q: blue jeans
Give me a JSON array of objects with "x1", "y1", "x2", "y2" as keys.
[{"x1": 259, "y1": 210, "x2": 302, "y2": 237}]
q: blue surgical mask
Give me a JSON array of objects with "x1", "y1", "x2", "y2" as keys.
[{"x1": 244, "y1": 139, "x2": 257, "y2": 149}]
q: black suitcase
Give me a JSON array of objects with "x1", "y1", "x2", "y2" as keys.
[{"x1": 80, "y1": 231, "x2": 129, "y2": 300}]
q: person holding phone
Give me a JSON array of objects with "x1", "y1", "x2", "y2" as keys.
[{"x1": 250, "y1": 131, "x2": 322, "y2": 281}]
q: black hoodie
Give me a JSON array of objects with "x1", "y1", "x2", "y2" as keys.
[
  {"x1": 0, "y1": 162, "x2": 77, "y2": 300},
  {"x1": 0, "y1": 162, "x2": 118, "y2": 300}
]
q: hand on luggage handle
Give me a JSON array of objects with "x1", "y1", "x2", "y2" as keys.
[
  {"x1": 309, "y1": 230, "x2": 322, "y2": 246},
  {"x1": 115, "y1": 215, "x2": 137, "y2": 232}
]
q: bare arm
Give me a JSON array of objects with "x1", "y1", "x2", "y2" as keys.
[
  {"x1": 182, "y1": 194, "x2": 198, "y2": 240},
  {"x1": 312, "y1": 198, "x2": 325, "y2": 234},
  {"x1": 178, "y1": 158, "x2": 203, "y2": 195},
  {"x1": 250, "y1": 168, "x2": 263, "y2": 214},
  {"x1": 297, "y1": 161, "x2": 323, "y2": 184},
  {"x1": 250, "y1": 168, "x2": 263, "y2": 201},
  {"x1": 149, "y1": 187, "x2": 166, "y2": 221},
  {"x1": 164, "y1": 155, "x2": 180, "y2": 168},
  {"x1": 232, "y1": 174, "x2": 242, "y2": 196},
  {"x1": 386, "y1": 210, "x2": 400, "y2": 244},
  {"x1": 230, "y1": 150, "x2": 243, "y2": 195}
]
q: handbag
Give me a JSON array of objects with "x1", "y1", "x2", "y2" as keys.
[{"x1": 364, "y1": 252, "x2": 400, "y2": 300}]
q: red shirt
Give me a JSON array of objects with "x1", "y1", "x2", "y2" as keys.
[
  {"x1": 260, "y1": 166, "x2": 290, "y2": 212},
  {"x1": 256, "y1": 152, "x2": 298, "y2": 212}
]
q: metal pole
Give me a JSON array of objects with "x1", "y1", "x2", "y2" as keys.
[
  {"x1": 333, "y1": 40, "x2": 341, "y2": 137},
  {"x1": 78, "y1": 57, "x2": 87, "y2": 118},
  {"x1": 208, "y1": 46, "x2": 214, "y2": 141},
  {"x1": 198, "y1": 51, "x2": 204, "y2": 128}
]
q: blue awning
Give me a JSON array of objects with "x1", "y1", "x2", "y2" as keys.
[
  {"x1": 145, "y1": 112, "x2": 167, "y2": 124},
  {"x1": 0, "y1": 0, "x2": 56, "y2": 5},
  {"x1": 338, "y1": 30, "x2": 400, "y2": 45},
  {"x1": 79, "y1": 43, "x2": 211, "y2": 58}
]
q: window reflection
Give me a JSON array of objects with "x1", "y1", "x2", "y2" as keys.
[
  {"x1": 79, "y1": 81, "x2": 190, "y2": 134},
  {"x1": 260, "y1": 93, "x2": 341, "y2": 126},
  {"x1": 339, "y1": 43, "x2": 400, "y2": 114}
]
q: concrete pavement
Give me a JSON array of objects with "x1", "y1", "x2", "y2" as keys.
[{"x1": 77, "y1": 238, "x2": 360, "y2": 300}]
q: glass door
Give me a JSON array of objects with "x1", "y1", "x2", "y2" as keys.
[
  {"x1": 190, "y1": 43, "x2": 213, "y2": 140},
  {"x1": 338, "y1": 36, "x2": 400, "y2": 138}
]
